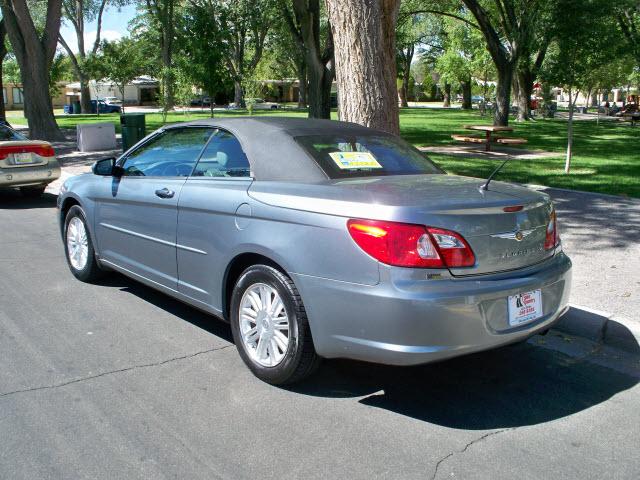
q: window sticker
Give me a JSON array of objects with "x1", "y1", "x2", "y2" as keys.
[{"x1": 328, "y1": 151, "x2": 383, "y2": 170}]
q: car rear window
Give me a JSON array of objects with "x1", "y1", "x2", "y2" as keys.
[
  {"x1": 0, "y1": 124, "x2": 26, "y2": 141},
  {"x1": 295, "y1": 134, "x2": 443, "y2": 179}
]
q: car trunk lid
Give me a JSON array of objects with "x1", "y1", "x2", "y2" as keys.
[
  {"x1": 248, "y1": 174, "x2": 556, "y2": 276},
  {"x1": 0, "y1": 141, "x2": 55, "y2": 169},
  {"x1": 327, "y1": 174, "x2": 555, "y2": 276}
]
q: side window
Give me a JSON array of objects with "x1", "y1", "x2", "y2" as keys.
[
  {"x1": 121, "y1": 127, "x2": 214, "y2": 177},
  {"x1": 192, "y1": 130, "x2": 251, "y2": 178}
]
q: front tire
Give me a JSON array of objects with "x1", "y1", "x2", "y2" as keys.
[
  {"x1": 230, "y1": 265, "x2": 320, "y2": 385},
  {"x1": 63, "y1": 205, "x2": 106, "y2": 282}
]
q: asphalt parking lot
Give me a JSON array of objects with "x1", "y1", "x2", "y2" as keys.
[{"x1": 1, "y1": 190, "x2": 639, "y2": 479}]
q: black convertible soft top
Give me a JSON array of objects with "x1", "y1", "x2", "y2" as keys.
[{"x1": 168, "y1": 117, "x2": 387, "y2": 182}]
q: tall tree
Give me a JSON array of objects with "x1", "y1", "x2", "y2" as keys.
[
  {"x1": 326, "y1": 0, "x2": 401, "y2": 134},
  {"x1": 178, "y1": 1, "x2": 230, "y2": 115},
  {"x1": 86, "y1": 37, "x2": 145, "y2": 113},
  {"x1": 0, "y1": 20, "x2": 8, "y2": 120},
  {"x1": 282, "y1": 0, "x2": 334, "y2": 118},
  {"x1": 58, "y1": 0, "x2": 110, "y2": 113},
  {"x1": 211, "y1": 0, "x2": 274, "y2": 106},
  {"x1": 435, "y1": 13, "x2": 485, "y2": 110},
  {"x1": 1, "y1": 0, "x2": 64, "y2": 140},
  {"x1": 460, "y1": 0, "x2": 545, "y2": 126},
  {"x1": 542, "y1": 0, "x2": 617, "y2": 173},
  {"x1": 397, "y1": 7, "x2": 441, "y2": 107},
  {"x1": 513, "y1": 39, "x2": 548, "y2": 120},
  {"x1": 617, "y1": 1, "x2": 640, "y2": 65},
  {"x1": 143, "y1": 0, "x2": 177, "y2": 109}
]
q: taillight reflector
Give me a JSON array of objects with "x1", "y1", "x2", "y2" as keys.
[
  {"x1": 503, "y1": 205, "x2": 523, "y2": 212},
  {"x1": 347, "y1": 219, "x2": 475, "y2": 269},
  {"x1": 544, "y1": 210, "x2": 560, "y2": 250}
]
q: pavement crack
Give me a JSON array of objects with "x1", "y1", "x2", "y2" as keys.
[
  {"x1": 430, "y1": 428, "x2": 515, "y2": 480},
  {"x1": 0, "y1": 344, "x2": 233, "y2": 399}
]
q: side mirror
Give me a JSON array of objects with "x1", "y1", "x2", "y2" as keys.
[{"x1": 92, "y1": 157, "x2": 122, "y2": 176}]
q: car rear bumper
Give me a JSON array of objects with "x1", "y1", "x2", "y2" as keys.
[
  {"x1": 0, "y1": 160, "x2": 61, "y2": 188},
  {"x1": 293, "y1": 252, "x2": 572, "y2": 365}
]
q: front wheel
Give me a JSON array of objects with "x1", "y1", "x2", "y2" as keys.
[
  {"x1": 63, "y1": 205, "x2": 106, "y2": 282},
  {"x1": 230, "y1": 265, "x2": 320, "y2": 385}
]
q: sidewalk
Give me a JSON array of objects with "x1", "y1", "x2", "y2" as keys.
[{"x1": 531, "y1": 186, "x2": 639, "y2": 354}]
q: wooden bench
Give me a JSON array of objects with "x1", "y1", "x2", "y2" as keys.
[
  {"x1": 620, "y1": 114, "x2": 639, "y2": 126},
  {"x1": 493, "y1": 137, "x2": 528, "y2": 145},
  {"x1": 451, "y1": 134, "x2": 527, "y2": 146},
  {"x1": 451, "y1": 134, "x2": 487, "y2": 144}
]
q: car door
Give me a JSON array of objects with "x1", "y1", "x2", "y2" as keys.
[
  {"x1": 176, "y1": 129, "x2": 253, "y2": 309},
  {"x1": 94, "y1": 127, "x2": 214, "y2": 290}
]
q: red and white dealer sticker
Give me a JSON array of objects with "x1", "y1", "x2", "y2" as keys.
[{"x1": 508, "y1": 289, "x2": 543, "y2": 326}]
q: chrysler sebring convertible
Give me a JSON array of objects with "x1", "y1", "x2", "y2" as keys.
[{"x1": 57, "y1": 117, "x2": 571, "y2": 384}]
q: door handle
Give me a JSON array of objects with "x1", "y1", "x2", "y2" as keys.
[{"x1": 155, "y1": 187, "x2": 175, "y2": 199}]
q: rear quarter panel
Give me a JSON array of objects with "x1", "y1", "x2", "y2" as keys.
[{"x1": 176, "y1": 178, "x2": 381, "y2": 312}]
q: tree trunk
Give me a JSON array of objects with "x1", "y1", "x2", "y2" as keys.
[
  {"x1": 290, "y1": 0, "x2": 334, "y2": 119},
  {"x1": 326, "y1": 0, "x2": 401, "y2": 134},
  {"x1": 79, "y1": 76, "x2": 92, "y2": 114},
  {"x1": 0, "y1": 20, "x2": 6, "y2": 120},
  {"x1": 494, "y1": 64, "x2": 513, "y2": 126},
  {"x1": 307, "y1": 61, "x2": 332, "y2": 118},
  {"x1": 515, "y1": 70, "x2": 532, "y2": 121},
  {"x1": 23, "y1": 65, "x2": 63, "y2": 140},
  {"x1": 297, "y1": 61, "x2": 307, "y2": 108},
  {"x1": 442, "y1": 83, "x2": 451, "y2": 108},
  {"x1": 565, "y1": 88, "x2": 574, "y2": 173},
  {"x1": 584, "y1": 87, "x2": 592, "y2": 110},
  {"x1": 399, "y1": 44, "x2": 414, "y2": 108},
  {"x1": 2, "y1": 0, "x2": 64, "y2": 141},
  {"x1": 234, "y1": 81, "x2": 243, "y2": 106},
  {"x1": 461, "y1": 77, "x2": 472, "y2": 109}
]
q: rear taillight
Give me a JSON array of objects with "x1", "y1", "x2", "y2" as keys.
[
  {"x1": 0, "y1": 144, "x2": 55, "y2": 159},
  {"x1": 544, "y1": 210, "x2": 560, "y2": 250},
  {"x1": 347, "y1": 219, "x2": 475, "y2": 268}
]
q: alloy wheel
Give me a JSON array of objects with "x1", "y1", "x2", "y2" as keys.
[{"x1": 239, "y1": 283, "x2": 290, "y2": 367}]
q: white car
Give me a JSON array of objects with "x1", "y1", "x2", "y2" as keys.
[
  {"x1": 0, "y1": 123, "x2": 60, "y2": 197},
  {"x1": 228, "y1": 98, "x2": 279, "y2": 110},
  {"x1": 102, "y1": 96, "x2": 123, "y2": 105}
]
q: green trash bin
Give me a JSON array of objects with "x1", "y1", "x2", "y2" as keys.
[
  {"x1": 72, "y1": 101, "x2": 81, "y2": 114},
  {"x1": 120, "y1": 113, "x2": 146, "y2": 152}
]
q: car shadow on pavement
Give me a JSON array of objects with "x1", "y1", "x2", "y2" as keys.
[
  {"x1": 93, "y1": 272, "x2": 637, "y2": 431},
  {"x1": 0, "y1": 191, "x2": 57, "y2": 209},
  {"x1": 94, "y1": 273, "x2": 234, "y2": 343},
  {"x1": 288, "y1": 341, "x2": 639, "y2": 430}
]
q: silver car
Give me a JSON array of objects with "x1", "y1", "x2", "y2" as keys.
[
  {"x1": 57, "y1": 118, "x2": 572, "y2": 384},
  {"x1": 0, "y1": 123, "x2": 61, "y2": 196}
]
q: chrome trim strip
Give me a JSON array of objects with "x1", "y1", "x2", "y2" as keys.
[
  {"x1": 100, "y1": 222, "x2": 175, "y2": 247},
  {"x1": 99, "y1": 222, "x2": 207, "y2": 255},
  {"x1": 176, "y1": 243, "x2": 207, "y2": 255}
]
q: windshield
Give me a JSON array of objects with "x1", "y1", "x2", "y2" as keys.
[{"x1": 295, "y1": 134, "x2": 443, "y2": 179}]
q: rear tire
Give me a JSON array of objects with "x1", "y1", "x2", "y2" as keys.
[
  {"x1": 20, "y1": 186, "x2": 46, "y2": 197},
  {"x1": 63, "y1": 205, "x2": 106, "y2": 282},
  {"x1": 230, "y1": 264, "x2": 321, "y2": 385}
]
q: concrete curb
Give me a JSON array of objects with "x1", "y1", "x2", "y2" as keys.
[{"x1": 553, "y1": 304, "x2": 640, "y2": 355}]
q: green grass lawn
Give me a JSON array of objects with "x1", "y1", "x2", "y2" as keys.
[{"x1": 9, "y1": 107, "x2": 639, "y2": 197}]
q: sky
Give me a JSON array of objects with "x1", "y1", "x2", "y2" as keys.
[{"x1": 58, "y1": 3, "x2": 138, "y2": 53}]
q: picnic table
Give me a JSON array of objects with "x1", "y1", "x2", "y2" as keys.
[
  {"x1": 451, "y1": 125, "x2": 527, "y2": 152},
  {"x1": 622, "y1": 112, "x2": 640, "y2": 127}
]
